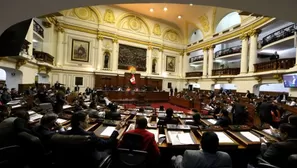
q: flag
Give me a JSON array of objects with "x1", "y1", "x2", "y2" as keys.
[{"x1": 130, "y1": 74, "x2": 136, "y2": 84}]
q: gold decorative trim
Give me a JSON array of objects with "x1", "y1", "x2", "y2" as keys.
[
  {"x1": 103, "y1": 9, "x2": 115, "y2": 24},
  {"x1": 239, "y1": 33, "x2": 249, "y2": 40},
  {"x1": 187, "y1": 17, "x2": 273, "y2": 52},
  {"x1": 273, "y1": 74, "x2": 283, "y2": 83},
  {"x1": 16, "y1": 59, "x2": 27, "y2": 70},
  {"x1": 248, "y1": 29, "x2": 261, "y2": 37},
  {"x1": 255, "y1": 76, "x2": 262, "y2": 83}
]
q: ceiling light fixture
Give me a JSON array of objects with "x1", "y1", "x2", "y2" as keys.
[
  {"x1": 163, "y1": 7, "x2": 168, "y2": 12},
  {"x1": 178, "y1": 15, "x2": 182, "y2": 19},
  {"x1": 189, "y1": 4, "x2": 193, "y2": 6},
  {"x1": 149, "y1": 8, "x2": 154, "y2": 12}
]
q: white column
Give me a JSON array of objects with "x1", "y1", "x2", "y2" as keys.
[
  {"x1": 158, "y1": 50, "x2": 162, "y2": 75},
  {"x1": 178, "y1": 53, "x2": 183, "y2": 77},
  {"x1": 146, "y1": 47, "x2": 152, "y2": 74},
  {"x1": 26, "y1": 20, "x2": 34, "y2": 56},
  {"x1": 159, "y1": 49, "x2": 164, "y2": 75},
  {"x1": 112, "y1": 39, "x2": 119, "y2": 71},
  {"x1": 56, "y1": 30, "x2": 64, "y2": 67},
  {"x1": 208, "y1": 46, "x2": 214, "y2": 76},
  {"x1": 249, "y1": 30, "x2": 259, "y2": 73},
  {"x1": 240, "y1": 33, "x2": 249, "y2": 74},
  {"x1": 182, "y1": 54, "x2": 188, "y2": 77},
  {"x1": 202, "y1": 47, "x2": 208, "y2": 77},
  {"x1": 97, "y1": 39, "x2": 103, "y2": 70}
]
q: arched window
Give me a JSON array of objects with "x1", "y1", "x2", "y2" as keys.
[
  {"x1": 215, "y1": 12, "x2": 241, "y2": 33},
  {"x1": 0, "y1": 68, "x2": 6, "y2": 81},
  {"x1": 189, "y1": 29, "x2": 203, "y2": 44}
]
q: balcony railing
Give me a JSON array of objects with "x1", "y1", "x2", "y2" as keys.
[
  {"x1": 212, "y1": 68, "x2": 240, "y2": 76},
  {"x1": 33, "y1": 20, "x2": 44, "y2": 38},
  {"x1": 186, "y1": 72, "x2": 203, "y2": 77},
  {"x1": 254, "y1": 58, "x2": 295, "y2": 72},
  {"x1": 33, "y1": 51, "x2": 54, "y2": 65},
  {"x1": 260, "y1": 24, "x2": 297, "y2": 47},
  {"x1": 215, "y1": 45, "x2": 242, "y2": 58},
  {"x1": 189, "y1": 55, "x2": 203, "y2": 63}
]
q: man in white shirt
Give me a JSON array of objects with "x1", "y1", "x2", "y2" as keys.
[{"x1": 103, "y1": 97, "x2": 112, "y2": 106}]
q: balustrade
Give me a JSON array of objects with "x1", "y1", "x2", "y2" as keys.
[
  {"x1": 185, "y1": 72, "x2": 203, "y2": 77},
  {"x1": 254, "y1": 58, "x2": 295, "y2": 72},
  {"x1": 212, "y1": 68, "x2": 240, "y2": 76},
  {"x1": 260, "y1": 24, "x2": 297, "y2": 47},
  {"x1": 189, "y1": 55, "x2": 203, "y2": 63},
  {"x1": 33, "y1": 51, "x2": 54, "y2": 65},
  {"x1": 215, "y1": 45, "x2": 242, "y2": 58}
]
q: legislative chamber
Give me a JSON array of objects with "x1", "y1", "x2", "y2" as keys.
[{"x1": 0, "y1": 2, "x2": 297, "y2": 168}]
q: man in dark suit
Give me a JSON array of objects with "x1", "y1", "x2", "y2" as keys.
[
  {"x1": 231, "y1": 101, "x2": 247, "y2": 125},
  {"x1": 158, "y1": 108, "x2": 179, "y2": 125},
  {"x1": 119, "y1": 117, "x2": 160, "y2": 164},
  {"x1": 172, "y1": 132, "x2": 232, "y2": 168},
  {"x1": 215, "y1": 109, "x2": 231, "y2": 127},
  {"x1": 258, "y1": 99, "x2": 273, "y2": 127},
  {"x1": 278, "y1": 92, "x2": 288, "y2": 103},
  {"x1": 85, "y1": 87, "x2": 92, "y2": 95},
  {"x1": 1, "y1": 88, "x2": 11, "y2": 104},
  {"x1": 170, "y1": 87, "x2": 173, "y2": 96},
  {"x1": 32, "y1": 113, "x2": 64, "y2": 150},
  {"x1": 55, "y1": 87, "x2": 67, "y2": 114},
  {"x1": 262, "y1": 123, "x2": 297, "y2": 168}
]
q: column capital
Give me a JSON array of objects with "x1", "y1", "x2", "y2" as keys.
[
  {"x1": 97, "y1": 32, "x2": 104, "y2": 40},
  {"x1": 203, "y1": 47, "x2": 209, "y2": 51},
  {"x1": 248, "y1": 29, "x2": 261, "y2": 37},
  {"x1": 239, "y1": 33, "x2": 249, "y2": 40},
  {"x1": 208, "y1": 45, "x2": 215, "y2": 50},
  {"x1": 112, "y1": 38, "x2": 118, "y2": 44},
  {"x1": 55, "y1": 22, "x2": 64, "y2": 33}
]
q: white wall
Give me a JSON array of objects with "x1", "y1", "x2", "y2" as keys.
[
  {"x1": 189, "y1": 29, "x2": 203, "y2": 44},
  {"x1": 259, "y1": 83, "x2": 289, "y2": 93},
  {"x1": 214, "y1": 84, "x2": 237, "y2": 90},
  {"x1": 37, "y1": 74, "x2": 50, "y2": 84},
  {"x1": 1, "y1": 67, "x2": 23, "y2": 90},
  {"x1": 215, "y1": 12, "x2": 241, "y2": 33}
]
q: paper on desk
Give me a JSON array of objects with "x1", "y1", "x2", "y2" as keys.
[
  {"x1": 215, "y1": 132, "x2": 233, "y2": 143},
  {"x1": 177, "y1": 133, "x2": 194, "y2": 145},
  {"x1": 240, "y1": 131, "x2": 260, "y2": 142},
  {"x1": 56, "y1": 118, "x2": 67, "y2": 124},
  {"x1": 185, "y1": 120, "x2": 194, "y2": 123},
  {"x1": 63, "y1": 105, "x2": 72, "y2": 109},
  {"x1": 7, "y1": 100, "x2": 21, "y2": 105},
  {"x1": 28, "y1": 110, "x2": 36, "y2": 115},
  {"x1": 30, "y1": 113, "x2": 43, "y2": 122},
  {"x1": 146, "y1": 129, "x2": 158, "y2": 142},
  {"x1": 101, "y1": 126, "x2": 115, "y2": 136},
  {"x1": 12, "y1": 104, "x2": 22, "y2": 109},
  {"x1": 263, "y1": 129, "x2": 272, "y2": 135},
  {"x1": 207, "y1": 119, "x2": 217, "y2": 125}
]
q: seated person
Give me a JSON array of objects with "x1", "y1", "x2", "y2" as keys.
[
  {"x1": 65, "y1": 111, "x2": 122, "y2": 161},
  {"x1": 289, "y1": 115, "x2": 297, "y2": 127},
  {"x1": 172, "y1": 132, "x2": 232, "y2": 168},
  {"x1": 105, "y1": 104, "x2": 121, "y2": 120},
  {"x1": 158, "y1": 108, "x2": 178, "y2": 125},
  {"x1": 0, "y1": 105, "x2": 11, "y2": 122},
  {"x1": 215, "y1": 110, "x2": 231, "y2": 127},
  {"x1": 119, "y1": 117, "x2": 160, "y2": 164},
  {"x1": 0, "y1": 110, "x2": 31, "y2": 147},
  {"x1": 72, "y1": 99, "x2": 84, "y2": 112},
  {"x1": 87, "y1": 101, "x2": 100, "y2": 118},
  {"x1": 159, "y1": 105, "x2": 165, "y2": 111},
  {"x1": 192, "y1": 113, "x2": 201, "y2": 126},
  {"x1": 32, "y1": 113, "x2": 64, "y2": 150},
  {"x1": 262, "y1": 123, "x2": 297, "y2": 168},
  {"x1": 138, "y1": 107, "x2": 144, "y2": 113}
]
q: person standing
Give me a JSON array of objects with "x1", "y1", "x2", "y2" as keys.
[{"x1": 170, "y1": 87, "x2": 173, "y2": 96}]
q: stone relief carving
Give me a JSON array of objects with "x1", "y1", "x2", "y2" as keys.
[
  {"x1": 153, "y1": 24, "x2": 161, "y2": 36},
  {"x1": 104, "y1": 9, "x2": 115, "y2": 23}
]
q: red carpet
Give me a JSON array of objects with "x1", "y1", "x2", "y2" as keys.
[{"x1": 123, "y1": 103, "x2": 190, "y2": 112}]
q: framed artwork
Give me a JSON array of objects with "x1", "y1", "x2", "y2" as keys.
[
  {"x1": 71, "y1": 39, "x2": 90, "y2": 62},
  {"x1": 166, "y1": 56, "x2": 175, "y2": 72},
  {"x1": 75, "y1": 77, "x2": 83, "y2": 86}
]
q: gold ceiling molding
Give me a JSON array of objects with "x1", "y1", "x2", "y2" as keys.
[
  {"x1": 163, "y1": 29, "x2": 180, "y2": 42},
  {"x1": 248, "y1": 29, "x2": 261, "y2": 37},
  {"x1": 59, "y1": 22, "x2": 183, "y2": 53},
  {"x1": 16, "y1": 59, "x2": 27, "y2": 70},
  {"x1": 116, "y1": 14, "x2": 151, "y2": 35},
  {"x1": 198, "y1": 14, "x2": 210, "y2": 33},
  {"x1": 187, "y1": 17, "x2": 273, "y2": 52},
  {"x1": 153, "y1": 24, "x2": 161, "y2": 36},
  {"x1": 67, "y1": 6, "x2": 101, "y2": 24},
  {"x1": 103, "y1": 9, "x2": 115, "y2": 24}
]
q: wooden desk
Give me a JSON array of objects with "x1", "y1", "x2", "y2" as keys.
[
  {"x1": 169, "y1": 97, "x2": 193, "y2": 109},
  {"x1": 103, "y1": 91, "x2": 169, "y2": 102},
  {"x1": 164, "y1": 128, "x2": 199, "y2": 149},
  {"x1": 228, "y1": 125, "x2": 251, "y2": 131},
  {"x1": 252, "y1": 129, "x2": 279, "y2": 143},
  {"x1": 227, "y1": 130, "x2": 261, "y2": 147},
  {"x1": 201, "y1": 119, "x2": 217, "y2": 126},
  {"x1": 93, "y1": 125, "x2": 126, "y2": 140}
]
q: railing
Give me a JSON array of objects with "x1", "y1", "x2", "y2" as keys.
[
  {"x1": 189, "y1": 55, "x2": 203, "y2": 63},
  {"x1": 215, "y1": 45, "x2": 242, "y2": 58},
  {"x1": 186, "y1": 72, "x2": 203, "y2": 77},
  {"x1": 212, "y1": 68, "x2": 240, "y2": 76},
  {"x1": 33, "y1": 51, "x2": 54, "y2": 65},
  {"x1": 33, "y1": 20, "x2": 44, "y2": 38},
  {"x1": 254, "y1": 58, "x2": 295, "y2": 72},
  {"x1": 21, "y1": 40, "x2": 31, "y2": 55},
  {"x1": 260, "y1": 24, "x2": 297, "y2": 47}
]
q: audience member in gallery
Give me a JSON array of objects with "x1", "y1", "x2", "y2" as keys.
[
  {"x1": 262, "y1": 123, "x2": 297, "y2": 168},
  {"x1": 119, "y1": 117, "x2": 160, "y2": 164},
  {"x1": 172, "y1": 132, "x2": 232, "y2": 168}
]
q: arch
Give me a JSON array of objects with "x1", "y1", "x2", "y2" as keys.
[
  {"x1": 0, "y1": 67, "x2": 23, "y2": 90},
  {"x1": 62, "y1": 6, "x2": 102, "y2": 24},
  {"x1": 88, "y1": 6, "x2": 102, "y2": 23},
  {"x1": 0, "y1": 68, "x2": 6, "y2": 81},
  {"x1": 189, "y1": 29, "x2": 203, "y2": 44},
  {"x1": 163, "y1": 28, "x2": 182, "y2": 43},
  {"x1": 116, "y1": 13, "x2": 150, "y2": 35},
  {"x1": 215, "y1": 12, "x2": 241, "y2": 33}
]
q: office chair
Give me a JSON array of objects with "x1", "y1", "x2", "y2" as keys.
[
  {"x1": 117, "y1": 148, "x2": 148, "y2": 168},
  {"x1": 39, "y1": 103, "x2": 54, "y2": 113},
  {"x1": 0, "y1": 145, "x2": 23, "y2": 168},
  {"x1": 17, "y1": 132, "x2": 51, "y2": 168},
  {"x1": 257, "y1": 154, "x2": 297, "y2": 168}
]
